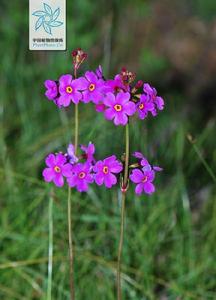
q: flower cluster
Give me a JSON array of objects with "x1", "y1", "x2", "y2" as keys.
[
  {"x1": 42, "y1": 145, "x2": 162, "y2": 196},
  {"x1": 44, "y1": 70, "x2": 104, "y2": 108},
  {"x1": 42, "y1": 142, "x2": 123, "y2": 192},
  {"x1": 44, "y1": 66, "x2": 164, "y2": 125},
  {"x1": 43, "y1": 49, "x2": 164, "y2": 197},
  {"x1": 129, "y1": 152, "x2": 162, "y2": 195}
]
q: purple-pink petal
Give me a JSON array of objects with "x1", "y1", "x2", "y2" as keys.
[
  {"x1": 155, "y1": 96, "x2": 164, "y2": 110},
  {"x1": 53, "y1": 174, "x2": 64, "y2": 187},
  {"x1": 58, "y1": 95, "x2": 71, "y2": 107},
  {"x1": 55, "y1": 153, "x2": 66, "y2": 165},
  {"x1": 45, "y1": 154, "x2": 56, "y2": 167},
  {"x1": 124, "y1": 101, "x2": 136, "y2": 116},
  {"x1": 133, "y1": 152, "x2": 144, "y2": 159},
  {"x1": 77, "y1": 180, "x2": 88, "y2": 192},
  {"x1": 62, "y1": 164, "x2": 72, "y2": 177},
  {"x1": 91, "y1": 90, "x2": 103, "y2": 104},
  {"x1": 59, "y1": 74, "x2": 73, "y2": 88},
  {"x1": 130, "y1": 169, "x2": 144, "y2": 183},
  {"x1": 75, "y1": 77, "x2": 88, "y2": 90},
  {"x1": 104, "y1": 173, "x2": 117, "y2": 188},
  {"x1": 135, "y1": 183, "x2": 144, "y2": 195},
  {"x1": 113, "y1": 113, "x2": 128, "y2": 126},
  {"x1": 104, "y1": 92, "x2": 116, "y2": 107},
  {"x1": 143, "y1": 182, "x2": 155, "y2": 194},
  {"x1": 153, "y1": 166, "x2": 163, "y2": 172},
  {"x1": 104, "y1": 108, "x2": 116, "y2": 120},
  {"x1": 116, "y1": 92, "x2": 130, "y2": 104},
  {"x1": 43, "y1": 168, "x2": 54, "y2": 182},
  {"x1": 85, "y1": 71, "x2": 97, "y2": 83},
  {"x1": 94, "y1": 173, "x2": 104, "y2": 186},
  {"x1": 67, "y1": 176, "x2": 77, "y2": 187}
]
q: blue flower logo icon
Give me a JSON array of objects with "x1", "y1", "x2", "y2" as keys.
[{"x1": 32, "y1": 3, "x2": 63, "y2": 35}]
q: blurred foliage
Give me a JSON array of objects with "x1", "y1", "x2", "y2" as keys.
[{"x1": 0, "y1": 0, "x2": 216, "y2": 299}]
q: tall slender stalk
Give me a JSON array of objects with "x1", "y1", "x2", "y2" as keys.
[
  {"x1": 47, "y1": 189, "x2": 53, "y2": 300},
  {"x1": 68, "y1": 186, "x2": 75, "y2": 300},
  {"x1": 67, "y1": 67, "x2": 79, "y2": 300},
  {"x1": 117, "y1": 124, "x2": 129, "y2": 300},
  {"x1": 74, "y1": 104, "x2": 79, "y2": 152}
]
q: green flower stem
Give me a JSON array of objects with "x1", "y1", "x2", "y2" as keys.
[
  {"x1": 74, "y1": 104, "x2": 79, "y2": 152},
  {"x1": 67, "y1": 68, "x2": 79, "y2": 300},
  {"x1": 123, "y1": 124, "x2": 130, "y2": 187},
  {"x1": 47, "y1": 189, "x2": 53, "y2": 300},
  {"x1": 68, "y1": 186, "x2": 75, "y2": 300},
  {"x1": 117, "y1": 123, "x2": 129, "y2": 300}
]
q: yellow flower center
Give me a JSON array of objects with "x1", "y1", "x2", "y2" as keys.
[
  {"x1": 66, "y1": 86, "x2": 73, "y2": 93},
  {"x1": 54, "y1": 166, "x2": 61, "y2": 173},
  {"x1": 139, "y1": 103, "x2": 144, "y2": 110},
  {"x1": 78, "y1": 171, "x2": 86, "y2": 179},
  {"x1": 103, "y1": 166, "x2": 109, "y2": 174},
  {"x1": 142, "y1": 176, "x2": 148, "y2": 183},
  {"x1": 89, "y1": 83, "x2": 95, "y2": 91},
  {"x1": 114, "y1": 104, "x2": 122, "y2": 112}
]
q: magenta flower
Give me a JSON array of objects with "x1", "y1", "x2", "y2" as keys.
[
  {"x1": 133, "y1": 151, "x2": 163, "y2": 172},
  {"x1": 78, "y1": 71, "x2": 104, "y2": 104},
  {"x1": 58, "y1": 74, "x2": 84, "y2": 107},
  {"x1": 103, "y1": 74, "x2": 130, "y2": 93},
  {"x1": 44, "y1": 80, "x2": 58, "y2": 100},
  {"x1": 67, "y1": 144, "x2": 79, "y2": 164},
  {"x1": 136, "y1": 94, "x2": 155, "y2": 119},
  {"x1": 130, "y1": 168, "x2": 155, "y2": 195},
  {"x1": 42, "y1": 153, "x2": 72, "y2": 187},
  {"x1": 80, "y1": 142, "x2": 95, "y2": 163},
  {"x1": 143, "y1": 83, "x2": 164, "y2": 113},
  {"x1": 104, "y1": 92, "x2": 136, "y2": 126},
  {"x1": 133, "y1": 152, "x2": 150, "y2": 168},
  {"x1": 67, "y1": 163, "x2": 93, "y2": 192},
  {"x1": 93, "y1": 155, "x2": 123, "y2": 188}
]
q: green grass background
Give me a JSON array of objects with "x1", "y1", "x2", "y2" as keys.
[{"x1": 0, "y1": 0, "x2": 216, "y2": 299}]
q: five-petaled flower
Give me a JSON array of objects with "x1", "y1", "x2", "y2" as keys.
[
  {"x1": 67, "y1": 163, "x2": 94, "y2": 192},
  {"x1": 93, "y1": 155, "x2": 123, "y2": 188},
  {"x1": 43, "y1": 153, "x2": 72, "y2": 187},
  {"x1": 58, "y1": 74, "x2": 84, "y2": 107},
  {"x1": 136, "y1": 94, "x2": 155, "y2": 120},
  {"x1": 104, "y1": 92, "x2": 136, "y2": 126},
  {"x1": 130, "y1": 168, "x2": 155, "y2": 195},
  {"x1": 79, "y1": 71, "x2": 104, "y2": 104}
]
